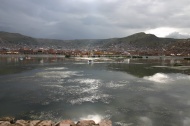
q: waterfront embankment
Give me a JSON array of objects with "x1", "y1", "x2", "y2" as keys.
[
  {"x1": 1, "y1": 54, "x2": 190, "y2": 60},
  {"x1": 0, "y1": 54, "x2": 65, "y2": 58},
  {"x1": 0, "y1": 117, "x2": 112, "y2": 126}
]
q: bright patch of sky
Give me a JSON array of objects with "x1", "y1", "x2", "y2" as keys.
[{"x1": 145, "y1": 27, "x2": 178, "y2": 37}]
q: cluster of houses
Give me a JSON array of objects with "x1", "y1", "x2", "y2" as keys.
[
  {"x1": 0, "y1": 47, "x2": 190, "y2": 57},
  {"x1": 0, "y1": 47, "x2": 127, "y2": 56}
]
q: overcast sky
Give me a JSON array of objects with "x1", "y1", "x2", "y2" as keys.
[{"x1": 0, "y1": 0, "x2": 190, "y2": 39}]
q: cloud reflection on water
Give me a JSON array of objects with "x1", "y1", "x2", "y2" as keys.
[
  {"x1": 10, "y1": 64, "x2": 190, "y2": 125},
  {"x1": 80, "y1": 114, "x2": 103, "y2": 124},
  {"x1": 143, "y1": 73, "x2": 190, "y2": 84}
]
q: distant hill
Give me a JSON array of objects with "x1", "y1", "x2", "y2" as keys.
[
  {"x1": 165, "y1": 39, "x2": 190, "y2": 55},
  {"x1": 98, "y1": 32, "x2": 177, "y2": 50},
  {"x1": 0, "y1": 31, "x2": 38, "y2": 48},
  {"x1": 0, "y1": 31, "x2": 188, "y2": 52},
  {"x1": 36, "y1": 38, "x2": 105, "y2": 50}
]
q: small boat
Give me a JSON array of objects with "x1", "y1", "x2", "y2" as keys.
[
  {"x1": 40, "y1": 59, "x2": 44, "y2": 64},
  {"x1": 19, "y1": 57, "x2": 23, "y2": 60},
  {"x1": 25, "y1": 56, "x2": 31, "y2": 59},
  {"x1": 88, "y1": 59, "x2": 93, "y2": 64}
]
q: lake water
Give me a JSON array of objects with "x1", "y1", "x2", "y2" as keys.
[{"x1": 0, "y1": 57, "x2": 190, "y2": 126}]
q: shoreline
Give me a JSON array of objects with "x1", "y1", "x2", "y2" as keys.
[
  {"x1": 0, "y1": 117, "x2": 112, "y2": 126},
  {"x1": 0, "y1": 54, "x2": 190, "y2": 60},
  {"x1": 0, "y1": 54, "x2": 66, "y2": 58}
]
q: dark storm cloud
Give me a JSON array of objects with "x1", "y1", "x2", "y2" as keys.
[{"x1": 0, "y1": 0, "x2": 190, "y2": 39}]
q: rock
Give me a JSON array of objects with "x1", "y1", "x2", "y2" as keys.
[
  {"x1": 37, "y1": 120, "x2": 53, "y2": 126},
  {"x1": 0, "y1": 121, "x2": 11, "y2": 126},
  {"x1": 14, "y1": 120, "x2": 53, "y2": 126},
  {"x1": 99, "y1": 120, "x2": 112, "y2": 126},
  {"x1": 0, "y1": 118, "x2": 112, "y2": 126},
  {"x1": 28, "y1": 120, "x2": 41, "y2": 125},
  {"x1": 15, "y1": 120, "x2": 29, "y2": 126},
  {"x1": 57, "y1": 120, "x2": 76, "y2": 126},
  {"x1": 76, "y1": 120, "x2": 95, "y2": 126},
  {"x1": 0, "y1": 117, "x2": 15, "y2": 123}
]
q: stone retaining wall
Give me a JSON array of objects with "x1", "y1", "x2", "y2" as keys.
[{"x1": 0, "y1": 117, "x2": 112, "y2": 126}]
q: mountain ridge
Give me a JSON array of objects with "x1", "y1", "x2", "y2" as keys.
[{"x1": 0, "y1": 31, "x2": 188, "y2": 53}]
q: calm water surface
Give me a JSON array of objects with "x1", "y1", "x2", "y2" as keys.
[{"x1": 1, "y1": 57, "x2": 190, "y2": 126}]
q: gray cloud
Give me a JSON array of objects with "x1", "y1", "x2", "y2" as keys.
[
  {"x1": 166, "y1": 32, "x2": 190, "y2": 39},
  {"x1": 0, "y1": 0, "x2": 190, "y2": 39}
]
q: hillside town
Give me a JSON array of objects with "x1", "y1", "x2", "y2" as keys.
[
  {"x1": 0, "y1": 46, "x2": 190, "y2": 57},
  {"x1": 1, "y1": 32, "x2": 190, "y2": 57}
]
